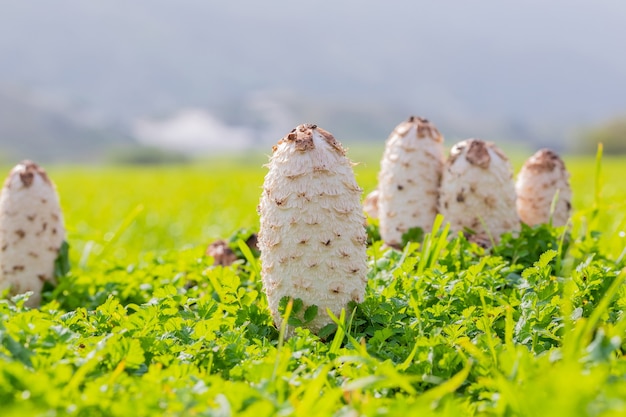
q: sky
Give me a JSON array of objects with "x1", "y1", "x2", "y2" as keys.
[{"x1": 0, "y1": 0, "x2": 625, "y2": 153}]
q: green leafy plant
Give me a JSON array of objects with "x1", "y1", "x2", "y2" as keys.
[{"x1": 1, "y1": 157, "x2": 625, "y2": 416}]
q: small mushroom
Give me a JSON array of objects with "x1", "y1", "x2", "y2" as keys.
[
  {"x1": 363, "y1": 189, "x2": 380, "y2": 219},
  {"x1": 206, "y1": 233, "x2": 259, "y2": 266},
  {"x1": 439, "y1": 139, "x2": 519, "y2": 245},
  {"x1": 516, "y1": 149, "x2": 572, "y2": 227},
  {"x1": 0, "y1": 161, "x2": 65, "y2": 307},
  {"x1": 206, "y1": 240, "x2": 238, "y2": 266},
  {"x1": 376, "y1": 116, "x2": 445, "y2": 247}
]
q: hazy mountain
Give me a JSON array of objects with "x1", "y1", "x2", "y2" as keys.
[
  {"x1": 0, "y1": 86, "x2": 132, "y2": 162},
  {"x1": 0, "y1": 0, "x2": 625, "y2": 159}
]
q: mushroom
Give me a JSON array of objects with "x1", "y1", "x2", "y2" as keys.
[
  {"x1": 376, "y1": 116, "x2": 445, "y2": 247},
  {"x1": 516, "y1": 149, "x2": 572, "y2": 227},
  {"x1": 439, "y1": 139, "x2": 519, "y2": 245},
  {"x1": 0, "y1": 161, "x2": 66, "y2": 307},
  {"x1": 363, "y1": 189, "x2": 379, "y2": 219},
  {"x1": 258, "y1": 124, "x2": 367, "y2": 334},
  {"x1": 206, "y1": 233, "x2": 259, "y2": 266},
  {"x1": 206, "y1": 240, "x2": 238, "y2": 266}
]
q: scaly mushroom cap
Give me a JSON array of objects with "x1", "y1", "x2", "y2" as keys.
[
  {"x1": 258, "y1": 124, "x2": 367, "y2": 334},
  {"x1": 0, "y1": 161, "x2": 65, "y2": 307},
  {"x1": 363, "y1": 189, "x2": 380, "y2": 219},
  {"x1": 377, "y1": 116, "x2": 445, "y2": 247},
  {"x1": 439, "y1": 139, "x2": 519, "y2": 244},
  {"x1": 516, "y1": 149, "x2": 572, "y2": 227}
]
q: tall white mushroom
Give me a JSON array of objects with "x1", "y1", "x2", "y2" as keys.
[
  {"x1": 0, "y1": 161, "x2": 66, "y2": 307},
  {"x1": 439, "y1": 139, "x2": 519, "y2": 246},
  {"x1": 258, "y1": 124, "x2": 367, "y2": 334},
  {"x1": 376, "y1": 116, "x2": 445, "y2": 247},
  {"x1": 516, "y1": 149, "x2": 572, "y2": 227}
]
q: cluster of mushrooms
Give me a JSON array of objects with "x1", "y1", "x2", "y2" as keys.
[
  {"x1": 363, "y1": 116, "x2": 572, "y2": 248},
  {"x1": 258, "y1": 119, "x2": 571, "y2": 334},
  {"x1": 0, "y1": 117, "x2": 572, "y2": 336}
]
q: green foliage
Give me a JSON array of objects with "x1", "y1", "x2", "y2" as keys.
[
  {"x1": 227, "y1": 228, "x2": 260, "y2": 260},
  {"x1": 54, "y1": 240, "x2": 71, "y2": 279},
  {"x1": 278, "y1": 297, "x2": 319, "y2": 328},
  {"x1": 46, "y1": 163, "x2": 264, "y2": 265},
  {"x1": 494, "y1": 223, "x2": 569, "y2": 270},
  {"x1": 401, "y1": 226, "x2": 425, "y2": 248},
  {"x1": 365, "y1": 218, "x2": 381, "y2": 245},
  {"x1": 1, "y1": 156, "x2": 626, "y2": 416}
]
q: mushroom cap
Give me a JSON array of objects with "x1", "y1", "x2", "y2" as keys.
[
  {"x1": 439, "y1": 139, "x2": 519, "y2": 244},
  {"x1": 363, "y1": 189, "x2": 379, "y2": 219},
  {"x1": 206, "y1": 240, "x2": 238, "y2": 266},
  {"x1": 0, "y1": 160, "x2": 65, "y2": 307},
  {"x1": 377, "y1": 116, "x2": 445, "y2": 246},
  {"x1": 516, "y1": 148, "x2": 572, "y2": 227},
  {"x1": 258, "y1": 124, "x2": 367, "y2": 334}
]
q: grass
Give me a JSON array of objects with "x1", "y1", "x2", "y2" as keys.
[
  {"x1": 44, "y1": 151, "x2": 626, "y2": 263},
  {"x1": 1, "y1": 147, "x2": 626, "y2": 416}
]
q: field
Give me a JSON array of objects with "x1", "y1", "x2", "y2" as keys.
[{"x1": 2, "y1": 147, "x2": 626, "y2": 416}]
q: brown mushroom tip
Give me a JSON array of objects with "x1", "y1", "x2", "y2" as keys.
[
  {"x1": 465, "y1": 139, "x2": 492, "y2": 168},
  {"x1": 8, "y1": 160, "x2": 51, "y2": 188},
  {"x1": 396, "y1": 115, "x2": 442, "y2": 142},
  {"x1": 277, "y1": 123, "x2": 345, "y2": 155},
  {"x1": 450, "y1": 139, "x2": 492, "y2": 168},
  {"x1": 405, "y1": 115, "x2": 430, "y2": 123},
  {"x1": 285, "y1": 124, "x2": 315, "y2": 152},
  {"x1": 449, "y1": 139, "x2": 511, "y2": 169},
  {"x1": 416, "y1": 117, "x2": 441, "y2": 141},
  {"x1": 523, "y1": 148, "x2": 565, "y2": 173}
]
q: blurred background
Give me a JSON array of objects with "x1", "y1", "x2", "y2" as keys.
[{"x1": 1, "y1": 0, "x2": 626, "y2": 164}]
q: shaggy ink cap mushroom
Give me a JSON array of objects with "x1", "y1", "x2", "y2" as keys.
[
  {"x1": 376, "y1": 116, "x2": 445, "y2": 247},
  {"x1": 439, "y1": 139, "x2": 519, "y2": 246},
  {"x1": 0, "y1": 160, "x2": 66, "y2": 307},
  {"x1": 258, "y1": 124, "x2": 367, "y2": 335},
  {"x1": 516, "y1": 148, "x2": 572, "y2": 227}
]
